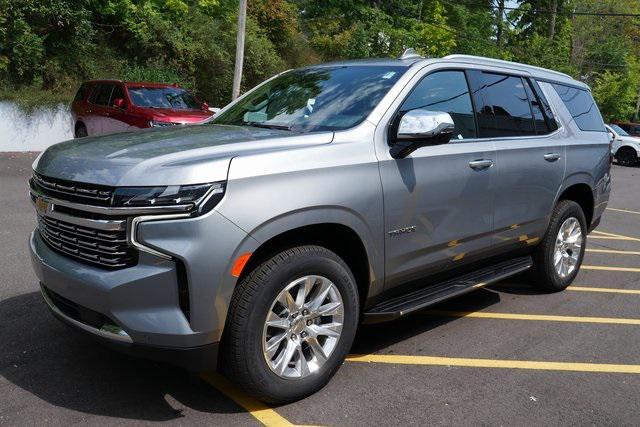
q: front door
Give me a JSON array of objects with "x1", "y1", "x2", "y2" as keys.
[{"x1": 377, "y1": 70, "x2": 496, "y2": 290}]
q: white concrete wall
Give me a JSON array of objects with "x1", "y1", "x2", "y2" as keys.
[{"x1": 0, "y1": 102, "x2": 73, "y2": 152}]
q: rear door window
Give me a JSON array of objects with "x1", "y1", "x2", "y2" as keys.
[
  {"x1": 90, "y1": 84, "x2": 115, "y2": 106},
  {"x1": 73, "y1": 84, "x2": 91, "y2": 102},
  {"x1": 400, "y1": 70, "x2": 477, "y2": 139},
  {"x1": 469, "y1": 72, "x2": 536, "y2": 138},
  {"x1": 551, "y1": 84, "x2": 605, "y2": 132}
]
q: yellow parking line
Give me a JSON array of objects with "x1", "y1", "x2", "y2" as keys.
[
  {"x1": 582, "y1": 265, "x2": 640, "y2": 273},
  {"x1": 347, "y1": 354, "x2": 640, "y2": 374},
  {"x1": 422, "y1": 309, "x2": 640, "y2": 325},
  {"x1": 591, "y1": 230, "x2": 640, "y2": 242},
  {"x1": 568, "y1": 286, "x2": 640, "y2": 295},
  {"x1": 201, "y1": 372, "x2": 296, "y2": 427},
  {"x1": 589, "y1": 236, "x2": 636, "y2": 241},
  {"x1": 586, "y1": 248, "x2": 640, "y2": 256},
  {"x1": 607, "y1": 207, "x2": 640, "y2": 216}
]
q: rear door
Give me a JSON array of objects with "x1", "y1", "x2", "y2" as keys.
[
  {"x1": 466, "y1": 70, "x2": 565, "y2": 251},
  {"x1": 377, "y1": 68, "x2": 496, "y2": 290},
  {"x1": 87, "y1": 83, "x2": 115, "y2": 136}
]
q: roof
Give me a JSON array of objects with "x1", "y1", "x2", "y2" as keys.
[
  {"x1": 305, "y1": 54, "x2": 586, "y2": 88},
  {"x1": 83, "y1": 79, "x2": 183, "y2": 88}
]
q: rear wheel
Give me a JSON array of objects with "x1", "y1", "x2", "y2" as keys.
[
  {"x1": 531, "y1": 200, "x2": 587, "y2": 292},
  {"x1": 75, "y1": 123, "x2": 88, "y2": 138},
  {"x1": 615, "y1": 146, "x2": 638, "y2": 166},
  {"x1": 221, "y1": 245, "x2": 359, "y2": 403}
]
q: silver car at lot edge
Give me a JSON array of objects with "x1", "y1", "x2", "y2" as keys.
[{"x1": 29, "y1": 52, "x2": 611, "y2": 403}]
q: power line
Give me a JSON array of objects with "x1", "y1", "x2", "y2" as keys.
[{"x1": 445, "y1": 0, "x2": 640, "y2": 18}]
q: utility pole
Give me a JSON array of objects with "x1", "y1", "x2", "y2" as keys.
[{"x1": 231, "y1": 0, "x2": 247, "y2": 101}]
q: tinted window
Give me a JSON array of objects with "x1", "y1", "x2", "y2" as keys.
[
  {"x1": 214, "y1": 66, "x2": 406, "y2": 132},
  {"x1": 110, "y1": 85, "x2": 125, "y2": 105},
  {"x1": 90, "y1": 84, "x2": 114, "y2": 106},
  {"x1": 551, "y1": 84, "x2": 605, "y2": 132},
  {"x1": 530, "y1": 80, "x2": 558, "y2": 132},
  {"x1": 73, "y1": 84, "x2": 90, "y2": 102},
  {"x1": 400, "y1": 71, "x2": 476, "y2": 139},
  {"x1": 128, "y1": 87, "x2": 200, "y2": 109},
  {"x1": 472, "y1": 72, "x2": 535, "y2": 137},
  {"x1": 523, "y1": 80, "x2": 548, "y2": 134}
]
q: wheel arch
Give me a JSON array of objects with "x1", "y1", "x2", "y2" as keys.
[
  {"x1": 238, "y1": 220, "x2": 377, "y2": 311},
  {"x1": 555, "y1": 178, "x2": 595, "y2": 227}
]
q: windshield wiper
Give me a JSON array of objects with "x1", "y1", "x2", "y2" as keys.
[{"x1": 244, "y1": 121, "x2": 291, "y2": 131}]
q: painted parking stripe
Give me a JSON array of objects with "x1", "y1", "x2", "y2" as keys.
[
  {"x1": 586, "y1": 248, "x2": 640, "y2": 256},
  {"x1": 589, "y1": 235, "x2": 636, "y2": 241},
  {"x1": 582, "y1": 265, "x2": 640, "y2": 273},
  {"x1": 607, "y1": 207, "x2": 640, "y2": 216},
  {"x1": 421, "y1": 310, "x2": 640, "y2": 325},
  {"x1": 201, "y1": 372, "x2": 297, "y2": 427},
  {"x1": 591, "y1": 230, "x2": 640, "y2": 242},
  {"x1": 346, "y1": 354, "x2": 640, "y2": 374},
  {"x1": 568, "y1": 286, "x2": 640, "y2": 295}
]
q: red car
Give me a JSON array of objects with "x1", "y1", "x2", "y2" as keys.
[{"x1": 71, "y1": 80, "x2": 214, "y2": 138}]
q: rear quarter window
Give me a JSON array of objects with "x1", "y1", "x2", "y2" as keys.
[{"x1": 551, "y1": 83, "x2": 605, "y2": 132}]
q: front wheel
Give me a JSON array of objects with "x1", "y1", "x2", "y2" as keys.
[
  {"x1": 531, "y1": 200, "x2": 587, "y2": 292},
  {"x1": 221, "y1": 245, "x2": 359, "y2": 403}
]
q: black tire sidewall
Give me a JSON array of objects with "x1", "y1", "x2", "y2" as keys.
[
  {"x1": 237, "y1": 248, "x2": 359, "y2": 402},
  {"x1": 616, "y1": 147, "x2": 638, "y2": 166},
  {"x1": 537, "y1": 201, "x2": 587, "y2": 291},
  {"x1": 75, "y1": 125, "x2": 87, "y2": 138}
]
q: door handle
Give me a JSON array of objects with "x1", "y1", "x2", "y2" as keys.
[
  {"x1": 468, "y1": 159, "x2": 494, "y2": 170},
  {"x1": 544, "y1": 153, "x2": 561, "y2": 162}
]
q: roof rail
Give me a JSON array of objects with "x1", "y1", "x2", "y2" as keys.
[{"x1": 443, "y1": 54, "x2": 573, "y2": 80}]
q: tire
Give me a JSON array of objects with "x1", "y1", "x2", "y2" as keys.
[
  {"x1": 75, "y1": 123, "x2": 88, "y2": 138},
  {"x1": 221, "y1": 245, "x2": 359, "y2": 403},
  {"x1": 531, "y1": 200, "x2": 587, "y2": 292},
  {"x1": 615, "y1": 147, "x2": 638, "y2": 167}
]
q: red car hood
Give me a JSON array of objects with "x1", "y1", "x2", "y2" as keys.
[{"x1": 141, "y1": 107, "x2": 213, "y2": 123}]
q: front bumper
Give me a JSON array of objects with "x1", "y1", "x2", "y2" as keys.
[{"x1": 29, "y1": 225, "x2": 244, "y2": 371}]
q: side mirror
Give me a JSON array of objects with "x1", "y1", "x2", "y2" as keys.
[
  {"x1": 113, "y1": 98, "x2": 126, "y2": 109},
  {"x1": 202, "y1": 101, "x2": 209, "y2": 110},
  {"x1": 389, "y1": 110, "x2": 455, "y2": 159}
]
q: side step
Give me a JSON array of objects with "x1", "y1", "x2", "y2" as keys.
[{"x1": 363, "y1": 256, "x2": 533, "y2": 324}]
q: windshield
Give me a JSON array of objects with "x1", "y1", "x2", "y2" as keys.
[
  {"x1": 610, "y1": 124, "x2": 629, "y2": 136},
  {"x1": 128, "y1": 87, "x2": 201, "y2": 109},
  {"x1": 212, "y1": 65, "x2": 406, "y2": 132}
]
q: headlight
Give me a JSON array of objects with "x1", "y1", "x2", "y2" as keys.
[
  {"x1": 112, "y1": 182, "x2": 225, "y2": 213},
  {"x1": 149, "y1": 120, "x2": 180, "y2": 127}
]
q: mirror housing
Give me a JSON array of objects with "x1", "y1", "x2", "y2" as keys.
[
  {"x1": 389, "y1": 110, "x2": 455, "y2": 159},
  {"x1": 113, "y1": 98, "x2": 126, "y2": 109}
]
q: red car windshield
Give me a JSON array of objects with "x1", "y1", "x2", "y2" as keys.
[{"x1": 128, "y1": 87, "x2": 201, "y2": 109}]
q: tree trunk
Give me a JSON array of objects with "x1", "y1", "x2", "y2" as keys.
[
  {"x1": 634, "y1": 86, "x2": 640, "y2": 121},
  {"x1": 496, "y1": 0, "x2": 505, "y2": 47},
  {"x1": 549, "y1": 0, "x2": 558, "y2": 40}
]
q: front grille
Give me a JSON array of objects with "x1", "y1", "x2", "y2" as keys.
[
  {"x1": 38, "y1": 215, "x2": 136, "y2": 268},
  {"x1": 31, "y1": 172, "x2": 114, "y2": 206}
]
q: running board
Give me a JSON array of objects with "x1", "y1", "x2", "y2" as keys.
[{"x1": 363, "y1": 256, "x2": 533, "y2": 324}]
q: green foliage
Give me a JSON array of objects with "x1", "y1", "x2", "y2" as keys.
[{"x1": 0, "y1": 0, "x2": 639, "y2": 120}]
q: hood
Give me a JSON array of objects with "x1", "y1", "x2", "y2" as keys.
[
  {"x1": 35, "y1": 124, "x2": 333, "y2": 186},
  {"x1": 145, "y1": 107, "x2": 213, "y2": 123}
]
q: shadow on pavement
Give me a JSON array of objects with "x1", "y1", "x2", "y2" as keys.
[
  {"x1": 0, "y1": 291, "x2": 242, "y2": 422},
  {"x1": 352, "y1": 287, "x2": 505, "y2": 355}
]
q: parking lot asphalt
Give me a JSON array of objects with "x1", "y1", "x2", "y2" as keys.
[{"x1": 1, "y1": 152, "x2": 639, "y2": 426}]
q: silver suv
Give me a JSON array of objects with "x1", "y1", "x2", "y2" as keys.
[{"x1": 29, "y1": 53, "x2": 611, "y2": 403}]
